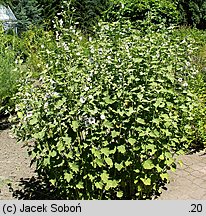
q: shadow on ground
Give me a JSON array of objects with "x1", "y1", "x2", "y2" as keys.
[
  {"x1": 9, "y1": 176, "x2": 167, "y2": 200},
  {"x1": 187, "y1": 139, "x2": 205, "y2": 154},
  {"x1": 0, "y1": 114, "x2": 11, "y2": 130},
  {"x1": 9, "y1": 177, "x2": 64, "y2": 200}
]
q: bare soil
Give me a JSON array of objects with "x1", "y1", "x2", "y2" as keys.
[{"x1": 0, "y1": 128, "x2": 35, "y2": 200}]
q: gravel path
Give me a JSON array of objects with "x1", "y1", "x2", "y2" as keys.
[
  {"x1": 159, "y1": 152, "x2": 206, "y2": 199},
  {"x1": 0, "y1": 129, "x2": 35, "y2": 200}
]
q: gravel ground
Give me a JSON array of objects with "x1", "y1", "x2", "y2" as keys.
[{"x1": 0, "y1": 129, "x2": 35, "y2": 200}]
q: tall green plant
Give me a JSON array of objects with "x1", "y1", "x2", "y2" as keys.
[
  {"x1": 12, "y1": 15, "x2": 204, "y2": 199},
  {"x1": 0, "y1": 29, "x2": 21, "y2": 114}
]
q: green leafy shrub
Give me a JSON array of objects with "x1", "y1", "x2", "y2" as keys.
[
  {"x1": 177, "y1": 0, "x2": 206, "y2": 29},
  {"x1": 13, "y1": 18, "x2": 205, "y2": 199},
  {"x1": 103, "y1": 0, "x2": 180, "y2": 27},
  {"x1": 0, "y1": 28, "x2": 21, "y2": 115}
]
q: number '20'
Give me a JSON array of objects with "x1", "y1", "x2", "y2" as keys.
[{"x1": 190, "y1": 204, "x2": 202, "y2": 212}]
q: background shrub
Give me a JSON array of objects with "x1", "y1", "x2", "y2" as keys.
[
  {"x1": 0, "y1": 29, "x2": 21, "y2": 115},
  {"x1": 103, "y1": 0, "x2": 180, "y2": 28},
  {"x1": 177, "y1": 0, "x2": 206, "y2": 29}
]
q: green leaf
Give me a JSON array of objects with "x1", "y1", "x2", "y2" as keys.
[
  {"x1": 117, "y1": 191, "x2": 123, "y2": 198},
  {"x1": 76, "y1": 181, "x2": 84, "y2": 189},
  {"x1": 94, "y1": 158, "x2": 104, "y2": 167},
  {"x1": 125, "y1": 160, "x2": 132, "y2": 167},
  {"x1": 32, "y1": 131, "x2": 45, "y2": 140},
  {"x1": 154, "y1": 98, "x2": 164, "y2": 108},
  {"x1": 156, "y1": 164, "x2": 162, "y2": 172},
  {"x1": 92, "y1": 148, "x2": 101, "y2": 159},
  {"x1": 95, "y1": 181, "x2": 103, "y2": 189},
  {"x1": 160, "y1": 173, "x2": 169, "y2": 181},
  {"x1": 126, "y1": 107, "x2": 134, "y2": 116},
  {"x1": 128, "y1": 138, "x2": 136, "y2": 145},
  {"x1": 71, "y1": 120, "x2": 79, "y2": 132},
  {"x1": 159, "y1": 154, "x2": 164, "y2": 160},
  {"x1": 57, "y1": 141, "x2": 65, "y2": 152},
  {"x1": 64, "y1": 173, "x2": 73, "y2": 183},
  {"x1": 152, "y1": 118, "x2": 160, "y2": 125},
  {"x1": 140, "y1": 177, "x2": 151, "y2": 186},
  {"x1": 142, "y1": 160, "x2": 155, "y2": 170},
  {"x1": 136, "y1": 118, "x2": 145, "y2": 125},
  {"x1": 134, "y1": 58, "x2": 143, "y2": 63},
  {"x1": 50, "y1": 150, "x2": 57, "y2": 157},
  {"x1": 17, "y1": 111, "x2": 23, "y2": 119},
  {"x1": 29, "y1": 117, "x2": 38, "y2": 125},
  {"x1": 55, "y1": 99, "x2": 65, "y2": 108},
  {"x1": 105, "y1": 180, "x2": 118, "y2": 190},
  {"x1": 115, "y1": 162, "x2": 124, "y2": 171},
  {"x1": 101, "y1": 148, "x2": 110, "y2": 157},
  {"x1": 49, "y1": 179, "x2": 56, "y2": 186},
  {"x1": 104, "y1": 96, "x2": 114, "y2": 104},
  {"x1": 100, "y1": 172, "x2": 109, "y2": 183},
  {"x1": 117, "y1": 145, "x2": 126, "y2": 153},
  {"x1": 70, "y1": 163, "x2": 79, "y2": 173},
  {"x1": 105, "y1": 157, "x2": 113, "y2": 167},
  {"x1": 103, "y1": 120, "x2": 113, "y2": 129},
  {"x1": 111, "y1": 130, "x2": 120, "y2": 138},
  {"x1": 146, "y1": 144, "x2": 156, "y2": 154},
  {"x1": 136, "y1": 93, "x2": 143, "y2": 100},
  {"x1": 63, "y1": 137, "x2": 72, "y2": 146},
  {"x1": 43, "y1": 157, "x2": 50, "y2": 166}
]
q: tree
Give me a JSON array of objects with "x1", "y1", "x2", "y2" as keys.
[
  {"x1": 10, "y1": 0, "x2": 43, "y2": 33},
  {"x1": 177, "y1": 0, "x2": 206, "y2": 29}
]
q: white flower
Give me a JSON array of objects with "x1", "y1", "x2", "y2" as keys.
[
  {"x1": 89, "y1": 37, "x2": 92, "y2": 42},
  {"x1": 52, "y1": 92, "x2": 59, "y2": 97},
  {"x1": 80, "y1": 96, "x2": 86, "y2": 103},
  {"x1": 178, "y1": 78, "x2": 183, "y2": 83},
  {"x1": 89, "y1": 57, "x2": 94, "y2": 63},
  {"x1": 100, "y1": 114, "x2": 106, "y2": 120},
  {"x1": 44, "y1": 102, "x2": 48, "y2": 109},
  {"x1": 62, "y1": 42, "x2": 69, "y2": 51},
  {"x1": 55, "y1": 31, "x2": 59, "y2": 40},
  {"x1": 87, "y1": 77, "x2": 92, "y2": 82},
  {"x1": 85, "y1": 120, "x2": 89, "y2": 127},
  {"x1": 182, "y1": 82, "x2": 188, "y2": 87},
  {"x1": 45, "y1": 93, "x2": 51, "y2": 99},
  {"x1": 90, "y1": 47, "x2": 94, "y2": 53},
  {"x1": 98, "y1": 48, "x2": 103, "y2": 54},
  {"x1": 59, "y1": 19, "x2": 63, "y2": 27},
  {"x1": 27, "y1": 111, "x2": 33, "y2": 118},
  {"x1": 84, "y1": 86, "x2": 89, "y2": 91},
  {"x1": 88, "y1": 95, "x2": 93, "y2": 99},
  {"x1": 186, "y1": 61, "x2": 191, "y2": 67},
  {"x1": 88, "y1": 117, "x2": 95, "y2": 124},
  {"x1": 79, "y1": 36, "x2": 83, "y2": 41}
]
